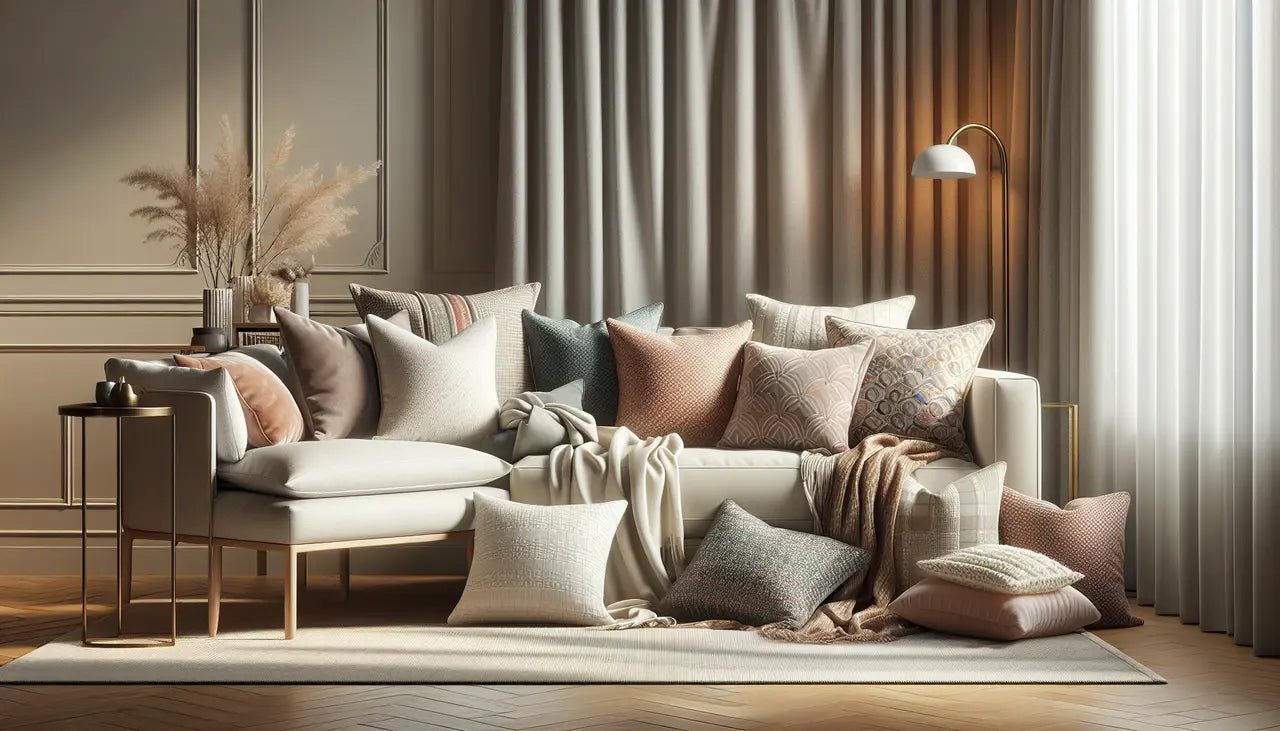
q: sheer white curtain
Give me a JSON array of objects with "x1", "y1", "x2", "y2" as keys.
[{"x1": 1072, "y1": 0, "x2": 1279, "y2": 655}]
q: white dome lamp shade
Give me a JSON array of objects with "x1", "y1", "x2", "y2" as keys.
[{"x1": 911, "y1": 144, "x2": 977, "y2": 179}]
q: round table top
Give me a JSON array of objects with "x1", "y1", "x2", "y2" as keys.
[{"x1": 58, "y1": 403, "x2": 174, "y2": 418}]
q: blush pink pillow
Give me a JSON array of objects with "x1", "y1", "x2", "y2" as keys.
[
  {"x1": 175, "y1": 352, "x2": 304, "y2": 448},
  {"x1": 889, "y1": 577, "x2": 1100, "y2": 641}
]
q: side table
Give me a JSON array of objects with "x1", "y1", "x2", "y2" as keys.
[
  {"x1": 59, "y1": 403, "x2": 177, "y2": 647},
  {"x1": 1041, "y1": 401, "x2": 1080, "y2": 503}
]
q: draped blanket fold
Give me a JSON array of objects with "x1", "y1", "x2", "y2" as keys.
[{"x1": 499, "y1": 391, "x2": 598, "y2": 457}]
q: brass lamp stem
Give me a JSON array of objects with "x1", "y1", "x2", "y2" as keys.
[{"x1": 946, "y1": 123, "x2": 1011, "y2": 370}]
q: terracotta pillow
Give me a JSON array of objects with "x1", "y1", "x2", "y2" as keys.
[
  {"x1": 608, "y1": 319, "x2": 751, "y2": 447},
  {"x1": 889, "y1": 577, "x2": 1100, "y2": 641},
  {"x1": 999, "y1": 488, "x2": 1142, "y2": 629},
  {"x1": 174, "y1": 351, "x2": 304, "y2": 448},
  {"x1": 719, "y1": 339, "x2": 876, "y2": 451}
]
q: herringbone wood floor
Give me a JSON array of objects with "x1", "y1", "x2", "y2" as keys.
[{"x1": 1, "y1": 575, "x2": 1278, "y2": 731}]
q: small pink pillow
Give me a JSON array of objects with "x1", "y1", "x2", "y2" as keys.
[
  {"x1": 889, "y1": 577, "x2": 1100, "y2": 641},
  {"x1": 175, "y1": 352, "x2": 304, "y2": 448}
]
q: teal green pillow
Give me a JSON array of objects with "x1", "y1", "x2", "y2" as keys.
[{"x1": 522, "y1": 303, "x2": 664, "y2": 424}]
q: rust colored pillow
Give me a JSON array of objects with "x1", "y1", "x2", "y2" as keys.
[
  {"x1": 608, "y1": 319, "x2": 752, "y2": 447},
  {"x1": 999, "y1": 488, "x2": 1142, "y2": 629},
  {"x1": 175, "y1": 351, "x2": 304, "y2": 448}
]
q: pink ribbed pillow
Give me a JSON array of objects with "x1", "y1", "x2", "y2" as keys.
[
  {"x1": 889, "y1": 577, "x2": 1100, "y2": 640},
  {"x1": 175, "y1": 352, "x2": 304, "y2": 448},
  {"x1": 608, "y1": 320, "x2": 752, "y2": 447}
]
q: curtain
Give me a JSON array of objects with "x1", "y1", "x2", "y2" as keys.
[
  {"x1": 1067, "y1": 0, "x2": 1280, "y2": 655},
  {"x1": 498, "y1": 0, "x2": 1017, "y2": 342}
]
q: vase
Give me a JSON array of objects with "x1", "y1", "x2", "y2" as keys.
[
  {"x1": 291, "y1": 279, "x2": 310, "y2": 319},
  {"x1": 248, "y1": 303, "x2": 277, "y2": 323},
  {"x1": 231, "y1": 275, "x2": 254, "y2": 325},
  {"x1": 202, "y1": 287, "x2": 233, "y2": 345},
  {"x1": 190, "y1": 327, "x2": 229, "y2": 354}
]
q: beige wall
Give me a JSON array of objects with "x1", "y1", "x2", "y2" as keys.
[{"x1": 0, "y1": 0, "x2": 502, "y2": 574}]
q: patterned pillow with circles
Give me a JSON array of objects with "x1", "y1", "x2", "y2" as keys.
[{"x1": 916, "y1": 544, "x2": 1084, "y2": 595}]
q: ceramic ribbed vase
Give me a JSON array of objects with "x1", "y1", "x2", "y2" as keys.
[
  {"x1": 231, "y1": 275, "x2": 254, "y2": 325},
  {"x1": 201, "y1": 287, "x2": 234, "y2": 344},
  {"x1": 290, "y1": 279, "x2": 310, "y2": 319}
]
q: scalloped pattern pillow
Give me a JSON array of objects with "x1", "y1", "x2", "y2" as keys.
[
  {"x1": 718, "y1": 339, "x2": 875, "y2": 451},
  {"x1": 917, "y1": 544, "x2": 1083, "y2": 595},
  {"x1": 825, "y1": 317, "x2": 994, "y2": 458}
]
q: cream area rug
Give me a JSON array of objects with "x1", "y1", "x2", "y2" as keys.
[{"x1": 0, "y1": 626, "x2": 1161, "y2": 684}]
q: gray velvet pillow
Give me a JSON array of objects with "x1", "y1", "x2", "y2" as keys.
[
  {"x1": 656, "y1": 500, "x2": 868, "y2": 629},
  {"x1": 522, "y1": 303, "x2": 664, "y2": 425}
]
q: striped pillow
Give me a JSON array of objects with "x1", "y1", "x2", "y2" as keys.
[{"x1": 349, "y1": 282, "x2": 541, "y2": 399}]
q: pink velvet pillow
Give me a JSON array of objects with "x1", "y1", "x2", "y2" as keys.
[
  {"x1": 889, "y1": 577, "x2": 1100, "y2": 640},
  {"x1": 175, "y1": 352, "x2": 304, "y2": 448}
]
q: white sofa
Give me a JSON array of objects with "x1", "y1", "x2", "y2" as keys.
[{"x1": 116, "y1": 367, "x2": 1041, "y2": 639}]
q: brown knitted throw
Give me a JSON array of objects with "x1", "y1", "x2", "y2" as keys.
[{"x1": 759, "y1": 434, "x2": 955, "y2": 643}]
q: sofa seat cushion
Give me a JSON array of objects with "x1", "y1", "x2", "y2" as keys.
[
  {"x1": 218, "y1": 440, "x2": 511, "y2": 499},
  {"x1": 214, "y1": 486, "x2": 508, "y2": 545},
  {"x1": 511, "y1": 449, "x2": 984, "y2": 540}
]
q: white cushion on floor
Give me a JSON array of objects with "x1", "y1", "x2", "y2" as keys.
[
  {"x1": 218, "y1": 439, "x2": 511, "y2": 499},
  {"x1": 214, "y1": 485, "x2": 509, "y2": 544}
]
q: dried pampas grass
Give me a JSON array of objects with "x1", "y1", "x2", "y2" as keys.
[{"x1": 122, "y1": 115, "x2": 379, "y2": 289}]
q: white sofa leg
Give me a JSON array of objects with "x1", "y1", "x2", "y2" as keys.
[
  {"x1": 284, "y1": 548, "x2": 298, "y2": 640},
  {"x1": 208, "y1": 543, "x2": 222, "y2": 637}
]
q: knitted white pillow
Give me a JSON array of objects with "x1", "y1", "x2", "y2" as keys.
[{"x1": 917, "y1": 544, "x2": 1084, "y2": 595}]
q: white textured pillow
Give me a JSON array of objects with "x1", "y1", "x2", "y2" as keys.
[
  {"x1": 895, "y1": 462, "x2": 1006, "y2": 589},
  {"x1": 105, "y1": 357, "x2": 247, "y2": 463},
  {"x1": 917, "y1": 544, "x2": 1084, "y2": 595},
  {"x1": 448, "y1": 493, "x2": 626, "y2": 626},
  {"x1": 367, "y1": 314, "x2": 499, "y2": 448},
  {"x1": 746, "y1": 293, "x2": 915, "y2": 349}
]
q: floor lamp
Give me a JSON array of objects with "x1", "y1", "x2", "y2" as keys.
[{"x1": 912, "y1": 125, "x2": 1080, "y2": 502}]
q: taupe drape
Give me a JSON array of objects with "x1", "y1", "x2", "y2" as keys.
[{"x1": 498, "y1": 0, "x2": 1020, "y2": 344}]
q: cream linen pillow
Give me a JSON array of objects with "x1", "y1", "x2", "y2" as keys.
[
  {"x1": 746, "y1": 293, "x2": 915, "y2": 349},
  {"x1": 448, "y1": 493, "x2": 626, "y2": 626},
  {"x1": 917, "y1": 544, "x2": 1083, "y2": 595}
]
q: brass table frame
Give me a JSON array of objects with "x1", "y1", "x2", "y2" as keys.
[
  {"x1": 1041, "y1": 401, "x2": 1080, "y2": 503},
  {"x1": 59, "y1": 403, "x2": 177, "y2": 648}
]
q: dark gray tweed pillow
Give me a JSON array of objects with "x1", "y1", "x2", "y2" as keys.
[
  {"x1": 656, "y1": 500, "x2": 868, "y2": 629},
  {"x1": 522, "y1": 303, "x2": 663, "y2": 425}
]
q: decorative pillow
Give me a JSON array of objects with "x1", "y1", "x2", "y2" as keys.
[
  {"x1": 718, "y1": 339, "x2": 876, "y2": 451},
  {"x1": 656, "y1": 500, "x2": 868, "y2": 629},
  {"x1": 608, "y1": 319, "x2": 752, "y2": 447},
  {"x1": 174, "y1": 352, "x2": 304, "y2": 448},
  {"x1": 367, "y1": 314, "x2": 499, "y2": 448},
  {"x1": 917, "y1": 544, "x2": 1083, "y2": 595},
  {"x1": 1000, "y1": 489, "x2": 1142, "y2": 628},
  {"x1": 218, "y1": 439, "x2": 511, "y2": 499},
  {"x1": 522, "y1": 302, "x2": 664, "y2": 425},
  {"x1": 889, "y1": 578, "x2": 1101, "y2": 641},
  {"x1": 894, "y1": 462, "x2": 1006, "y2": 589},
  {"x1": 104, "y1": 358, "x2": 247, "y2": 463},
  {"x1": 349, "y1": 282, "x2": 541, "y2": 399},
  {"x1": 274, "y1": 307, "x2": 411, "y2": 441},
  {"x1": 825, "y1": 317, "x2": 994, "y2": 458},
  {"x1": 747, "y1": 293, "x2": 916, "y2": 349},
  {"x1": 448, "y1": 492, "x2": 625, "y2": 626}
]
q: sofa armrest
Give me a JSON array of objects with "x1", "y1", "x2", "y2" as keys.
[
  {"x1": 120, "y1": 390, "x2": 216, "y2": 539},
  {"x1": 965, "y1": 368, "x2": 1042, "y2": 498}
]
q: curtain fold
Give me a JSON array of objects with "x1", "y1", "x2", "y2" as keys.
[{"x1": 499, "y1": 0, "x2": 1005, "y2": 336}]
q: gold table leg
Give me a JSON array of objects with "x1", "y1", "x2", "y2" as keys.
[{"x1": 1041, "y1": 402, "x2": 1080, "y2": 503}]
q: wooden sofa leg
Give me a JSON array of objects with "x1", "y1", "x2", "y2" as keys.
[
  {"x1": 256, "y1": 550, "x2": 267, "y2": 577},
  {"x1": 208, "y1": 543, "x2": 222, "y2": 637},
  {"x1": 120, "y1": 530, "x2": 134, "y2": 606},
  {"x1": 339, "y1": 549, "x2": 351, "y2": 600},
  {"x1": 284, "y1": 548, "x2": 298, "y2": 640}
]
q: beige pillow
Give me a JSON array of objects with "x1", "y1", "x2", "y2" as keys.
[
  {"x1": 889, "y1": 578, "x2": 1101, "y2": 640},
  {"x1": 609, "y1": 319, "x2": 752, "y2": 447},
  {"x1": 367, "y1": 314, "x2": 499, "y2": 448},
  {"x1": 917, "y1": 544, "x2": 1083, "y2": 595},
  {"x1": 174, "y1": 352, "x2": 304, "y2": 448},
  {"x1": 448, "y1": 493, "x2": 625, "y2": 626},
  {"x1": 826, "y1": 317, "x2": 994, "y2": 458},
  {"x1": 746, "y1": 293, "x2": 915, "y2": 349},
  {"x1": 895, "y1": 462, "x2": 1006, "y2": 589},
  {"x1": 719, "y1": 339, "x2": 875, "y2": 451},
  {"x1": 1000, "y1": 489, "x2": 1142, "y2": 628}
]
